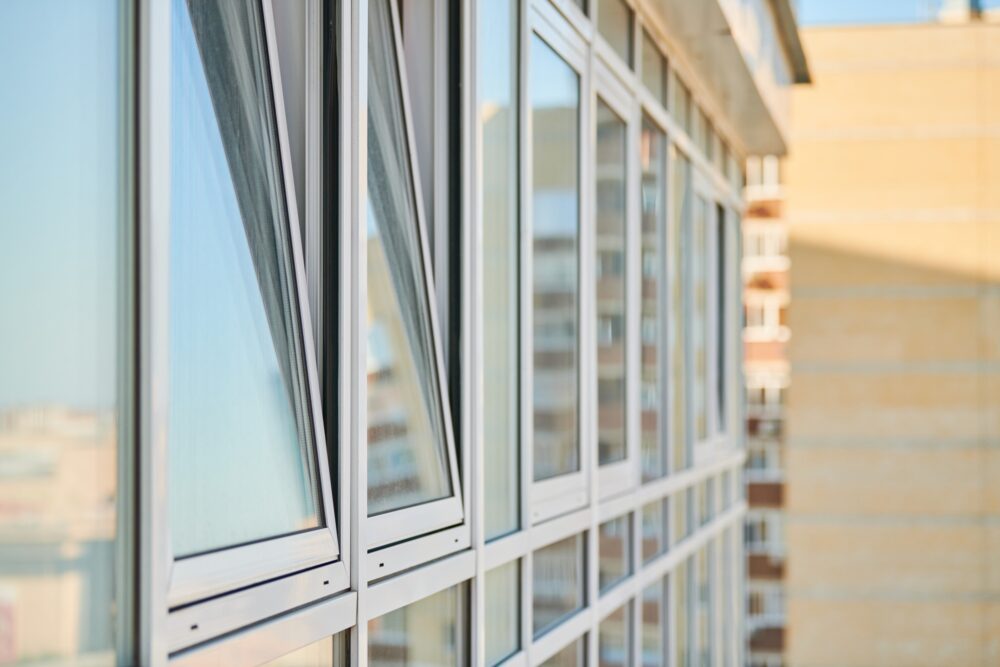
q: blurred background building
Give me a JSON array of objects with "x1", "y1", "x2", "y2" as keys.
[
  {"x1": 742, "y1": 155, "x2": 790, "y2": 667},
  {"x1": 781, "y1": 1, "x2": 1000, "y2": 665}
]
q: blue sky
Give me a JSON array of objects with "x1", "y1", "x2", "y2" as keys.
[{"x1": 798, "y1": 0, "x2": 999, "y2": 26}]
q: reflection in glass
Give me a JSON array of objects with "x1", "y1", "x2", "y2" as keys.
[
  {"x1": 486, "y1": 561, "x2": 521, "y2": 665},
  {"x1": 531, "y1": 36, "x2": 581, "y2": 482},
  {"x1": 595, "y1": 99, "x2": 628, "y2": 467},
  {"x1": 674, "y1": 559, "x2": 691, "y2": 667},
  {"x1": 262, "y1": 633, "x2": 348, "y2": 667},
  {"x1": 695, "y1": 547, "x2": 712, "y2": 666},
  {"x1": 598, "y1": 515, "x2": 631, "y2": 593},
  {"x1": 533, "y1": 533, "x2": 585, "y2": 636},
  {"x1": 673, "y1": 488, "x2": 691, "y2": 545},
  {"x1": 598, "y1": 0, "x2": 633, "y2": 66},
  {"x1": 480, "y1": 0, "x2": 520, "y2": 539},
  {"x1": 640, "y1": 118, "x2": 666, "y2": 481},
  {"x1": 367, "y1": 0, "x2": 453, "y2": 515},
  {"x1": 368, "y1": 583, "x2": 465, "y2": 666},
  {"x1": 0, "y1": 1, "x2": 126, "y2": 662},
  {"x1": 641, "y1": 499, "x2": 668, "y2": 564},
  {"x1": 640, "y1": 31, "x2": 666, "y2": 106},
  {"x1": 169, "y1": 0, "x2": 321, "y2": 557},
  {"x1": 689, "y1": 195, "x2": 709, "y2": 443},
  {"x1": 599, "y1": 604, "x2": 632, "y2": 667},
  {"x1": 540, "y1": 637, "x2": 585, "y2": 667},
  {"x1": 641, "y1": 581, "x2": 664, "y2": 667},
  {"x1": 670, "y1": 150, "x2": 692, "y2": 472}
]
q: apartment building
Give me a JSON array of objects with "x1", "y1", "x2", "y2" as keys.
[
  {"x1": 784, "y1": 6, "x2": 1000, "y2": 666},
  {"x1": 0, "y1": 0, "x2": 806, "y2": 664},
  {"x1": 742, "y1": 156, "x2": 789, "y2": 667}
]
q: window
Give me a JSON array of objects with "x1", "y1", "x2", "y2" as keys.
[
  {"x1": 673, "y1": 488, "x2": 692, "y2": 545},
  {"x1": 595, "y1": 98, "x2": 628, "y2": 469},
  {"x1": 695, "y1": 547, "x2": 712, "y2": 666},
  {"x1": 366, "y1": 0, "x2": 463, "y2": 545},
  {"x1": 533, "y1": 533, "x2": 586, "y2": 636},
  {"x1": 167, "y1": 0, "x2": 346, "y2": 637},
  {"x1": 597, "y1": 0, "x2": 633, "y2": 66},
  {"x1": 530, "y1": 35, "x2": 582, "y2": 489},
  {"x1": 640, "y1": 30, "x2": 668, "y2": 107},
  {"x1": 641, "y1": 499, "x2": 669, "y2": 563},
  {"x1": 480, "y1": 0, "x2": 521, "y2": 541},
  {"x1": 541, "y1": 636, "x2": 587, "y2": 667},
  {"x1": 368, "y1": 583, "x2": 467, "y2": 666},
  {"x1": 687, "y1": 195, "x2": 709, "y2": 443},
  {"x1": 599, "y1": 604, "x2": 633, "y2": 667},
  {"x1": 485, "y1": 561, "x2": 521, "y2": 665},
  {"x1": 673, "y1": 77, "x2": 692, "y2": 136},
  {"x1": 640, "y1": 117, "x2": 667, "y2": 481},
  {"x1": 670, "y1": 149, "x2": 692, "y2": 472},
  {"x1": 641, "y1": 579, "x2": 666, "y2": 667},
  {"x1": 673, "y1": 558, "x2": 692, "y2": 667},
  {"x1": 263, "y1": 634, "x2": 348, "y2": 667},
  {"x1": 0, "y1": 2, "x2": 130, "y2": 663},
  {"x1": 599, "y1": 514, "x2": 632, "y2": 592}
]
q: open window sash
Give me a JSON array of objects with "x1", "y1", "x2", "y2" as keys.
[
  {"x1": 364, "y1": 0, "x2": 465, "y2": 551},
  {"x1": 163, "y1": 0, "x2": 346, "y2": 651}
]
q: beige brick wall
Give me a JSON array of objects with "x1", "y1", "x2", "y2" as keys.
[{"x1": 785, "y1": 21, "x2": 1000, "y2": 667}]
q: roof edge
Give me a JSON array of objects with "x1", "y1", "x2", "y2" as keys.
[{"x1": 769, "y1": 0, "x2": 812, "y2": 84}]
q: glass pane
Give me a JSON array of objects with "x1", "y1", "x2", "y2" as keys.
[
  {"x1": 641, "y1": 581, "x2": 664, "y2": 667},
  {"x1": 640, "y1": 117, "x2": 666, "y2": 481},
  {"x1": 540, "y1": 637, "x2": 585, "y2": 667},
  {"x1": 598, "y1": 0, "x2": 632, "y2": 66},
  {"x1": 480, "y1": 0, "x2": 520, "y2": 540},
  {"x1": 641, "y1": 499, "x2": 667, "y2": 564},
  {"x1": 368, "y1": 583, "x2": 465, "y2": 666},
  {"x1": 670, "y1": 150, "x2": 692, "y2": 472},
  {"x1": 640, "y1": 31, "x2": 665, "y2": 104},
  {"x1": 262, "y1": 633, "x2": 348, "y2": 667},
  {"x1": 673, "y1": 488, "x2": 691, "y2": 545},
  {"x1": 531, "y1": 36, "x2": 581, "y2": 482},
  {"x1": 169, "y1": 0, "x2": 321, "y2": 557},
  {"x1": 367, "y1": 0, "x2": 453, "y2": 515},
  {"x1": 674, "y1": 559, "x2": 691, "y2": 667},
  {"x1": 696, "y1": 547, "x2": 711, "y2": 666},
  {"x1": 715, "y1": 204, "x2": 728, "y2": 433},
  {"x1": 486, "y1": 561, "x2": 521, "y2": 665},
  {"x1": 598, "y1": 515, "x2": 631, "y2": 593},
  {"x1": 0, "y1": 1, "x2": 127, "y2": 662},
  {"x1": 533, "y1": 533, "x2": 585, "y2": 636},
  {"x1": 595, "y1": 99, "x2": 628, "y2": 467},
  {"x1": 599, "y1": 604, "x2": 632, "y2": 667},
  {"x1": 689, "y1": 196, "x2": 709, "y2": 443}
]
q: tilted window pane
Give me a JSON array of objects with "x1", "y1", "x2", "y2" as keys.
[
  {"x1": 541, "y1": 637, "x2": 586, "y2": 667},
  {"x1": 367, "y1": 0, "x2": 453, "y2": 515},
  {"x1": 369, "y1": 583, "x2": 465, "y2": 666},
  {"x1": 595, "y1": 99, "x2": 628, "y2": 467},
  {"x1": 598, "y1": 0, "x2": 633, "y2": 66},
  {"x1": 599, "y1": 514, "x2": 631, "y2": 593},
  {"x1": 689, "y1": 195, "x2": 709, "y2": 443},
  {"x1": 533, "y1": 533, "x2": 585, "y2": 636},
  {"x1": 640, "y1": 117, "x2": 666, "y2": 481},
  {"x1": 674, "y1": 559, "x2": 691, "y2": 667},
  {"x1": 169, "y1": 0, "x2": 321, "y2": 557},
  {"x1": 696, "y1": 547, "x2": 712, "y2": 666},
  {"x1": 485, "y1": 561, "x2": 521, "y2": 665},
  {"x1": 670, "y1": 150, "x2": 692, "y2": 472},
  {"x1": 640, "y1": 31, "x2": 665, "y2": 105},
  {"x1": 0, "y1": 1, "x2": 127, "y2": 662},
  {"x1": 673, "y1": 487, "x2": 692, "y2": 545},
  {"x1": 642, "y1": 581, "x2": 665, "y2": 667},
  {"x1": 599, "y1": 603, "x2": 632, "y2": 667},
  {"x1": 531, "y1": 36, "x2": 581, "y2": 482},
  {"x1": 480, "y1": 0, "x2": 520, "y2": 540}
]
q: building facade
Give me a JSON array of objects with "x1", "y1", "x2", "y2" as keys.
[
  {"x1": 0, "y1": 0, "x2": 805, "y2": 665},
  {"x1": 784, "y1": 10, "x2": 1000, "y2": 667},
  {"x1": 742, "y1": 155, "x2": 789, "y2": 667}
]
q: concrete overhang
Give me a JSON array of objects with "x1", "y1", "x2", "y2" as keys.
[{"x1": 646, "y1": 0, "x2": 810, "y2": 156}]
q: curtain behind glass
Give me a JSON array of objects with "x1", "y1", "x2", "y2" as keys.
[
  {"x1": 366, "y1": 0, "x2": 452, "y2": 514},
  {"x1": 169, "y1": 0, "x2": 321, "y2": 557}
]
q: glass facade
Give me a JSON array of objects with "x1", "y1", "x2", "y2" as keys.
[{"x1": 0, "y1": 0, "x2": 783, "y2": 661}]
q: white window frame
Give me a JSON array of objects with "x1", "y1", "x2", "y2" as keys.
[
  {"x1": 525, "y1": 2, "x2": 592, "y2": 524},
  {"x1": 592, "y1": 59, "x2": 640, "y2": 500}
]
